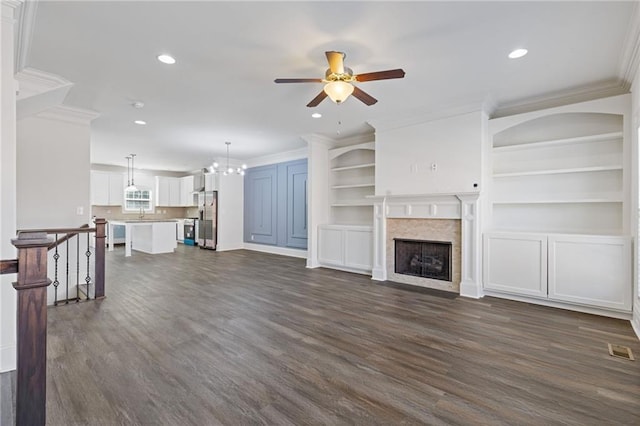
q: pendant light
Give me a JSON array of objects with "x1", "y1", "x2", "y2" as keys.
[{"x1": 126, "y1": 153, "x2": 138, "y2": 191}]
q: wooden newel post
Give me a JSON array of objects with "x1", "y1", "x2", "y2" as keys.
[
  {"x1": 11, "y1": 231, "x2": 53, "y2": 426},
  {"x1": 94, "y1": 218, "x2": 106, "y2": 299}
]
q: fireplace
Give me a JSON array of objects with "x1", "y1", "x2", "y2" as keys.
[{"x1": 394, "y1": 239, "x2": 452, "y2": 281}]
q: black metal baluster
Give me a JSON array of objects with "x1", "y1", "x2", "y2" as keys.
[
  {"x1": 85, "y1": 232, "x2": 92, "y2": 300},
  {"x1": 76, "y1": 235, "x2": 80, "y2": 302},
  {"x1": 53, "y1": 233, "x2": 60, "y2": 306},
  {"x1": 65, "y1": 238, "x2": 69, "y2": 304}
]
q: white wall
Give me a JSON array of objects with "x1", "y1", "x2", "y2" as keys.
[
  {"x1": 216, "y1": 174, "x2": 243, "y2": 251},
  {"x1": 0, "y1": 1, "x2": 19, "y2": 373},
  {"x1": 374, "y1": 111, "x2": 483, "y2": 196},
  {"x1": 17, "y1": 109, "x2": 93, "y2": 228}
]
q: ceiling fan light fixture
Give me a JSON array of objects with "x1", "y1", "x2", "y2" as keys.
[{"x1": 324, "y1": 81, "x2": 354, "y2": 103}]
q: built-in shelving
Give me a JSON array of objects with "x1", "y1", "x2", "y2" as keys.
[
  {"x1": 331, "y1": 183, "x2": 375, "y2": 190},
  {"x1": 484, "y1": 96, "x2": 632, "y2": 316},
  {"x1": 492, "y1": 131, "x2": 623, "y2": 152},
  {"x1": 331, "y1": 163, "x2": 375, "y2": 172},
  {"x1": 329, "y1": 141, "x2": 375, "y2": 225},
  {"x1": 493, "y1": 165, "x2": 622, "y2": 178},
  {"x1": 488, "y1": 108, "x2": 626, "y2": 235}
]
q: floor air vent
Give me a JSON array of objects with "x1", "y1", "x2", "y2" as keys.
[{"x1": 608, "y1": 343, "x2": 635, "y2": 361}]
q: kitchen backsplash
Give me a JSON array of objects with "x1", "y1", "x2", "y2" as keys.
[{"x1": 91, "y1": 206, "x2": 199, "y2": 221}]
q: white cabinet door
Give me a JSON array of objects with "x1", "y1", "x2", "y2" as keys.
[
  {"x1": 204, "y1": 173, "x2": 217, "y2": 191},
  {"x1": 344, "y1": 228, "x2": 373, "y2": 270},
  {"x1": 548, "y1": 235, "x2": 632, "y2": 311},
  {"x1": 155, "y1": 177, "x2": 170, "y2": 206},
  {"x1": 108, "y1": 173, "x2": 124, "y2": 206},
  {"x1": 483, "y1": 232, "x2": 548, "y2": 297},
  {"x1": 90, "y1": 171, "x2": 110, "y2": 205},
  {"x1": 318, "y1": 227, "x2": 344, "y2": 266},
  {"x1": 180, "y1": 176, "x2": 195, "y2": 206},
  {"x1": 168, "y1": 178, "x2": 181, "y2": 206}
]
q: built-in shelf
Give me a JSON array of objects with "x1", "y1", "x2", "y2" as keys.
[
  {"x1": 493, "y1": 197, "x2": 623, "y2": 205},
  {"x1": 331, "y1": 163, "x2": 375, "y2": 172},
  {"x1": 331, "y1": 201, "x2": 375, "y2": 207},
  {"x1": 493, "y1": 165, "x2": 622, "y2": 178},
  {"x1": 331, "y1": 183, "x2": 375, "y2": 189},
  {"x1": 329, "y1": 142, "x2": 375, "y2": 225},
  {"x1": 493, "y1": 131, "x2": 623, "y2": 152}
]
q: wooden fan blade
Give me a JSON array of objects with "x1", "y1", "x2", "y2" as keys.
[
  {"x1": 355, "y1": 69, "x2": 405, "y2": 82},
  {"x1": 307, "y1": 91, "x2": 328, "y2": 107},
  {"x1": 325, "y1": 51, "x2": 345, "y2": 74},
  {"x1": 274, "y1": 78, "x2": 323, "y2": 83},
  {"x1": 351, "y1": 86, "x2": 377, "y2": 106}
]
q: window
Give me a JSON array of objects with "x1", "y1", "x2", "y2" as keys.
[{"x1": 123, "y1": 188, "x2": 154, "y2": 213}]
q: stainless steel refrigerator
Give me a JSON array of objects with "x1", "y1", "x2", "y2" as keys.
[{"x1": 197, "y1": 191, "x2": 217, "y2": 250}]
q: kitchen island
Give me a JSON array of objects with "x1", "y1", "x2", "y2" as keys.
[{"x1": 108, "y1": 220, "x2": 177, "y2": 257}]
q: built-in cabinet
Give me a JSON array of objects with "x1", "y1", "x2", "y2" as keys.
[
  {"x1": 484, "y1": 95, "x2": 631, "y2": 315},
  {"x1": 318, "y1": 225, "x2": 373, "y2": 272},
  {"x1": 90, "y1": 171, "x2": 124, "y2": 206},
  {"x1": 244, "y1": 159, "x2": 308, "y2": 250},
  {"x1": 317, "y1": 141, "x2": 375, "y2": 273}
]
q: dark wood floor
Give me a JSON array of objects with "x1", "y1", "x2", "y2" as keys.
[{"x1": 44, "y1": 245, "x2": 640, "y2": 425}]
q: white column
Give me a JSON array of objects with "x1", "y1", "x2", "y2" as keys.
[
  {"x1": 371, "y1": 198, "x2": 387, "y2": 281},
  {"x1": 304, "y1": 134, "x2": 332, "y2": 268},
  {"x1": 0, "y1": 0, "x2": 22, "y2": 373},
  {"x1": 457, "y1": 194, "x2": 483, "y2": 298}
]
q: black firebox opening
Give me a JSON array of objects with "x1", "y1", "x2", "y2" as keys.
[{"x1": 394, "y1": 238, "x2": 452, "y2": 282}]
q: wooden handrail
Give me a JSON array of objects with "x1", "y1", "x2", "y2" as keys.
[
  {"x1": 18, "y1": 226, "x2": 96, "y2": 235},
  {"x1": 45, "y1": 224, "x2": 90, "y2": 250},
  {"x1": 0, "y1": 259, "x2": 18, "y2": 274}
]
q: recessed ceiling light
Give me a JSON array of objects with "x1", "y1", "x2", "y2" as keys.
[
  {"x1": 508, "y1": 48, "x2": 528, "y2": 59},
  {"x1": 134, "y1": 120, "x2": 147, "y2": 125},
  {"x1": 157, "y1": 54, "x2": 176, "y2": 65},
  {"x1": 311, "y1": 113, "x2": 322, "y2": 118}
]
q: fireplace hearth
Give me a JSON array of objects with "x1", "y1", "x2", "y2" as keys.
[{"x1": 394, "y1": 238, "x2": 452, "y2": 282}]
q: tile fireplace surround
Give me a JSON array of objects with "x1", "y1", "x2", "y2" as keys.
[
  {"x1": 371, "y1": 193, "x2": 482, "y2": 298},
  {"x1": 387, "y1": 218, "x2": 461, "y2": 292}
]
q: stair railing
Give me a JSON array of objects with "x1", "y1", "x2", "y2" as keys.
[{"x1": 0, "y1": 218, "x2": 106, "y2": 426}]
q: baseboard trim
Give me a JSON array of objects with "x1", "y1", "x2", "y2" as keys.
[
  {"x1": 243, "y1": 243, "x2": 307, "y2": 259},
  {"x1": 483, "y1": 290, "x2": 632, "y2": 320},
  {"x1": 459, "y1": 279, "x2": 483, "y2": 299}
]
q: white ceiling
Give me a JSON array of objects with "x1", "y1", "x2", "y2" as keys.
[{"x1": 22, "y1": 1, "x2": 637, "y2": 172}]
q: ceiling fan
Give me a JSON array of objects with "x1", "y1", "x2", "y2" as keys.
[{"x1": 274, "y1": 51, "x2": 405, "y2": 107}]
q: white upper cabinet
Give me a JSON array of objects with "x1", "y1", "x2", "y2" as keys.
[{"x1": 91, "y1": 171, "x2": 124, "y2": 206}]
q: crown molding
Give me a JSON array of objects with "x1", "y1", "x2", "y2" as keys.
[
  {"x1": 368, "y1": 98, "x2": 487, "y2": 133},
  {"x1": 36, "y1": 104, "x2": 99, "y2": 125},
  {"x1": 2, "y1": 0, "x2": 23, "y2": 23},
  {"x1": 491, "y1": 79, "x2": 628, "y2": 119},
  {"x1": 619, "y1": 0, "x2": 640, "y2": 91},
  {"x1": 13, "y1": 0, "x2": 36, "y2": 72},
  {"x1": 245, "y1": 146, "x2": 307, "y2": 168},
  {"x1": 16, "y1": 67, "x2": 72, "y2": 100},
  {"x1": 300, "y1": 133, "x2": 337, "y2": 147}
]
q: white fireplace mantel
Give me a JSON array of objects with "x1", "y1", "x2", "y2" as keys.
[{"x1": 370, "y1": 192, "x2": 483, "y2": 298}]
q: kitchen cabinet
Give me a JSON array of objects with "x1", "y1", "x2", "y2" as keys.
[
  {"x1": 90, "y1": 171, "x2": 124, "y2": 206},
  {"x1": 180, "y1": 176, "x2": 196, "y2": 206},
  {"x1": 155, "y1": 176, "x2": 181, "y2": 207}
]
